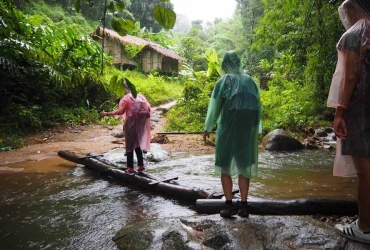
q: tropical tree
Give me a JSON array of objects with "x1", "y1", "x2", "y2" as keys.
[
  {"x1": 0, "y1": 0, "x2": 107, "y2": 126},
  {"x1": 251, "y1": 0, "x2": 343, "y2": 131},
  {"x1": 74, "y1": 0, "x2": 176, "y2": 35}
]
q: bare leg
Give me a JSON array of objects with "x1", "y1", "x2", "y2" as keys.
[
  {"x1": 221, "y1": 173, "x2": 233, "y2": 200},
  {"x1": 238, "y1": 174, "x2": 250, "y2": 202},
  {"x1": 357, "y1": 170, "x2": 370, "y2": 231},
  {"x1": 353, "y1": 157, "x2": 370, "y2": 231}
]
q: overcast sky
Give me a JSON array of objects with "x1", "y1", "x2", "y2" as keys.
[{"x1": 170, "y1": 0, "x2": 237, "y2": 23}]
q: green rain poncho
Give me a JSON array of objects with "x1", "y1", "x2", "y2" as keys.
[{"x1": 204, "y1": 51, "x2": 263, "y2": 178}]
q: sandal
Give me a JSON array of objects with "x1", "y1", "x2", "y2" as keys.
[{"x1": 335, "y1": 219, "x2": 370, "y2": 244}]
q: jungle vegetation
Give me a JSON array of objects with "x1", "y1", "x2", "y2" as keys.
[{"x1": 1, "y1": 0, "x2": 343, "y2": 150}]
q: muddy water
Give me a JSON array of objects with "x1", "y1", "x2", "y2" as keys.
[{"x1": 0, "y1": 149, "x2": 356, "y2": 249}]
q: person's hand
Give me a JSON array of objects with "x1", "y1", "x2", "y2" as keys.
[
  {"x1": 203, "y1": 131, "x2": 210, "y2": 144},
  {"x1": 334, "y1": 107, "x2": 347, "y2": 139},
  {"x1": 334, "y1": 115, "x2": 347, "y2": 139},
  {"x1": 100, "y1": 111, "x2": 108, "y2": 116}
]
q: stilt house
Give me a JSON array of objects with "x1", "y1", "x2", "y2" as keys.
[{"x1": 90, "y1": 26, "x2": 183, "y2": 75}]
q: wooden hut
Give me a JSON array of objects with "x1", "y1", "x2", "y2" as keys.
[{"x1": 90, "y1": 26, "x2": 184, "y2": 75}]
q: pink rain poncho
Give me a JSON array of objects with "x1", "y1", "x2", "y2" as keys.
[
  {"x1": 204, "y1": 51, "x2": 263, "y2": 178},
  {"x1": 327, "y1": 0, "x2": 370, "y2": 176},
  {"x1": 111, "y1": 93, "x2": 151, "y2": 152}
]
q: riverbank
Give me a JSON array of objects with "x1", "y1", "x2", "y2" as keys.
[{"x1": 0, "y1": 103, "x2": 213, "y2": 166}]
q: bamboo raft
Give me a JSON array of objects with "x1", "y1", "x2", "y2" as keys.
[{"x1": 58, "y1": 150, "x2": 358, "y2": 216}]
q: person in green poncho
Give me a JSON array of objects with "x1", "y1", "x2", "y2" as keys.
[{"x1": 203, "y1": 51, "x2": 263, "y2": 218}]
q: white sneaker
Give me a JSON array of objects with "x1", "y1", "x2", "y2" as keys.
[{"x1": 335, "y1": 219, "x2": 370, "y2": 244}]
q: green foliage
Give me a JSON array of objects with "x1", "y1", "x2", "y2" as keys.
[
  {"x1": 127, "y1": 0, "x2": 175, "y2": 33},
  {"x1": 0, "y1": 133, "x2": 24, "y2": 151},
  {"x1": 125, "y1": 44, "x2": 145, "y2": 58},
  {"x1": 100, "y1": 116, "x2": 122, "y2": 126},
  {"x1": 0, "y1": 1, "x2": 178, "y2": 150},
  {"x1": 74, "y1": 0, "x2": 175, "y2": 34},
  {"x1": 153, "y1": 5, "x2": 176, "y2": 29},
  {"x1": 166, "y1": 79, "x2": 214, "y2": 132},
  {"x1": 103, "y1": 68, "x2": 183, "y2": 106},
  {"x1": 179, "y1": 28, "x2": 208, "y2": 71},
  {"x1": 205, "y1": 49, "x2": 221, "y2": 78}
]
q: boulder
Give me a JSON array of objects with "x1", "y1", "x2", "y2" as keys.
[
  {"x1": 314, "y1": 128, "x2": 328, "y2": 137},
  {"x1": 262, "y1": 129, "x2": 304, "y2": 151},
  {"x1": 112, "y1": 215, "x2": 367, "y2": 250}
]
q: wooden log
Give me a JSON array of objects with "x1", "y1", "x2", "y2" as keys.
[
  {"x1": 196, "y1": 198, "x2": 358, "y2": 216},
  {"x1": 58, "y1": 150, "x2": 211, "y2": 201},
  {"x1": 79, "y1": 154, "x2": 105, "y2": 159},
  {"x1": 149, "y1": 176, "x2": 179, "y2": 185},
  {"x1": 210, "y1": 190, "x2": 239, "y2": 199}
]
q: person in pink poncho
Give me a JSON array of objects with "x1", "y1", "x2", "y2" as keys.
[
  {"x1": 327, "y1": 0, "x2": 370, "y2": 244},
  {"x1": 100, "y1": 83, "x2": 151, "y2": 174}
]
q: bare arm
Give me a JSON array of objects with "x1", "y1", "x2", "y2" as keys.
[{"x1": 333, "y1": 50, "x2": 361, "y2": 139}]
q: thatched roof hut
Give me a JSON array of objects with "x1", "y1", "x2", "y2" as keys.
[{"x1": 90, "y1": 26, "x2": 184, "y2": 75}]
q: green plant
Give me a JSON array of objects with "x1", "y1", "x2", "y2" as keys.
[
  {"x1": 166, "y1": 80, "x2": 213, "y2": 132},
  {"x1": 99, "y1": 116, "x2": 122, "y2": 126},
  {"x1": 125, "y1": 44, "x2": 145, "y2": 58}
]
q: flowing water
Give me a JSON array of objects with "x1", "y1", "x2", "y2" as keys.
[{"x1": 0, "y1": 149, "x2": 356, "y2": 250}]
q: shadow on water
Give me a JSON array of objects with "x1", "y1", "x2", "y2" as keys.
[{"x1": 0, "y1": 149, "x2": 357, "y2": 249}]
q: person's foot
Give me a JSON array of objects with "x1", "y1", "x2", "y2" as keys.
[
  {"x1": 237, "y1": 203, "x2": 249, "y2": 218},
  {"x1": 125, "y1": 168, "x2": 135, "y2": 175},
  {"x1": 138, "y1": 166, "x2": 146, "y2": 172},
  {"x1": 335, "y1": 219, "x2": 370, "y2": 244},
  {"x1": 220, "y1": 203, "x2": 238, "y2": 218}
]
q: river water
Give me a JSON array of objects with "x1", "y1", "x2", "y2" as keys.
[{"x1": 0, "y1": 149, "x2": 356, "y2": 250}]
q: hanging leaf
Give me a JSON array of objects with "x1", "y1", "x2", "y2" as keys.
[
  {"x1": 111, "y1": 18, "x2": 135, "y2": 36},
  {"x1": 115, "y1": 0, "x2": 127, "y2": 11},
  {"x1": 123, "y1": 77, "x2": 137, "y2": 98},
  {"x1": 153, "y1": 5, "x2": 176, "y2": 29},
  {"x1": 110, "y1": 75, "x2": 118, "y2": 86},
  {"x1": 107, "y1": 1, "x2": 115, "y2": 13},
  {"x1": 108, "y1": 75, "x2": 137, "y2": 98},
  {"x1": 109, "y1": 75, "x2": 124, "y2": 97},
  {"x1": 74, "y1": 0, "x2": 81, "y2": 12}
]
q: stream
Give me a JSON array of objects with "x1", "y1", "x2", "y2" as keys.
[{"x1": 0, "y1": 148, "x2": 356, "y2": 250}]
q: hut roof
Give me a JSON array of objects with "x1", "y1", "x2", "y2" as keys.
[{"x1": 91, "y1": 26, "x2": 184, "y2": 61}]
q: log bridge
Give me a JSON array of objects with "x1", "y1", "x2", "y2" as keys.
[
  {"x1": 58, "y1": 150, "x2": 212, "y2": 202},
  {"x1": 58, "y1": 150, "x2": 358, "y2": 216}
]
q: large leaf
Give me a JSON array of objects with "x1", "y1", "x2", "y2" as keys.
[
  {"x1": 153, "y1": 5, "x2": 176, "y2": 29},
  {"x1": 109, "y1": 75, "x2": 137, "y2": 98},
  {"x1": 109, "y1": 75, "x2": 124, "y2": 97},
  {"x1": 123, "y1": 77, "x2": 137, "y2": 98},
  {"x1": 111, "y1": 18, "x2": 135, "y2": 36}
]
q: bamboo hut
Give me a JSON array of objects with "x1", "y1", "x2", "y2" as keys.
[{"x1": 90, "y1": 26, "x2": 184, "y2": 75}]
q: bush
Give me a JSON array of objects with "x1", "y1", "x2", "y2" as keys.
[{"x1": 166, "y1": 79, "x2": 214, "y2": 132}]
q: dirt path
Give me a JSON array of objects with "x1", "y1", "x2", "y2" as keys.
[{"x1": 0, "y1": 105, "x2": 214, "y2": 165}]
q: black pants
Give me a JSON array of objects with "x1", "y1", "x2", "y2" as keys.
[{"x1": 126, "y1": 147, "x2": 143, "y2": 168}]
